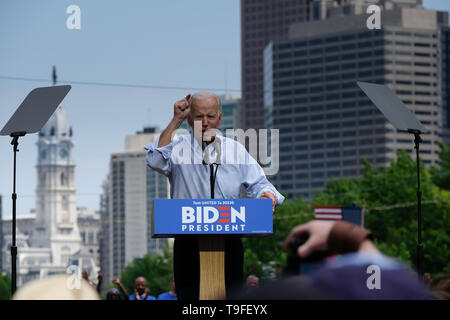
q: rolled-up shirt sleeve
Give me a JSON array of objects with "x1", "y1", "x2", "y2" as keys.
[
  {"x1": 243, "y1": 163, "x2": 285, "y2": 206},
  {"x1": 145, "y1": 137, "x2": 174, "y2": 177}
]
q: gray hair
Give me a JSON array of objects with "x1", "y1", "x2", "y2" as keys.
[{"x1": 190, "y1": 92, "x2": 222, "y2": 114}]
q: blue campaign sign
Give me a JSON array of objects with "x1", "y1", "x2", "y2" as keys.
[{"x1": 152, "y1": 199, "x2": 273, "y2": 237}]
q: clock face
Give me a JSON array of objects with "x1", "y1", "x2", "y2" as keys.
[{"x1": 59, "y1": 148, "x2": 68, "y2": 158}]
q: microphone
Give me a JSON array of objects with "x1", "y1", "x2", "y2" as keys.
[
  {"x1": 202, "y1": 138, "x2": 221, "y2": 165},
  {"x1": 202, "y1": 141, "x2": 208, "y2": 165},
  {"x1": 201, "y1": 138, "x2": 221, "y2": 198}
]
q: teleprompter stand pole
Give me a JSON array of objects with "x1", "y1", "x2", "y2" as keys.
[
  {"x1": 410, "y1": 129, "x2": 423, "y2": 278},
  {"x1": 10, "y1": 131, "x2": 25, "y2": 295}
]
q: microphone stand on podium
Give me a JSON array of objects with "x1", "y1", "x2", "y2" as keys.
[
  {"x1": 0, "y1": 85, "x2": 71, "y2": 295},
  {"x1": 198, "y1": 140, "x2": 224, "y2": 299}
]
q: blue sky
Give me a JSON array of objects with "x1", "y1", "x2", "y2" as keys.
[
  {"x1": 0, "y1": 0, "x2": 240, "y2": 217},
  {"x1": 0, "y1": 0, "x2": 448, "y2": 217}
]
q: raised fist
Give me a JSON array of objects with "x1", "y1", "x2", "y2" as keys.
[{"x1": 174, "y1": 94, "x2": 191, "y2": 122}]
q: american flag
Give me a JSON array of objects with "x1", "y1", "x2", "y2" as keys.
[
  {"x1": 314, "y1": 206, "x2": 343, "y2": 221},
  {"x1": 314, "y1": 206, "x2": 363, "y2": 226}
]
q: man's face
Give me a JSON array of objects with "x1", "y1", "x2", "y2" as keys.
[
  {"x1": 188, "y1": 97, "x2": 222, "y2": 141},
  {"x1": 246, "y1": 277, "x2": 259, "y2": 288},
  {"x1": 107, "y1": 291, "x2": 120, "y2": 300},
  {"x1": 135, "y1": 278, "x2": 147, "y2": 295}
]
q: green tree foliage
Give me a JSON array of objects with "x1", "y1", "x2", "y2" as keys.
[
  {"x1": 358, "y1": 151, "x2": 450, "y2": 275},
  {"x1": 431, "y1": 142, "x2": 450, "y2": 190},
  {"x1": 0, "y1": 273, "x2": 11, "y2": 300},
  {"x1": 118, "y1": 247, "x2": 173, "y2": 298}
]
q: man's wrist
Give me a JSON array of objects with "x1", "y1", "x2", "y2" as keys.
[
  {"x1": 171, "y1": 116, "x2": 185, "y2": 129},
  {"x1": 158, "y1": 118, "x2": 183, "y2": 148},
  {"x1": 359, "y1": 239, "x2": 378, "y2": 252},
  {"x1": 327, "y1": 221, "x2": 373, "y2": 254}
]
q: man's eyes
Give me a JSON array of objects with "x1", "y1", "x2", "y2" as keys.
[{"x1": 194, "y1": 115, "x2": 215, "y2": 119}]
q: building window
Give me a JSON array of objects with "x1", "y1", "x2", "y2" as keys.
[
  {"x1": 88, "y1": 232, "x2": 95, "y2": 244},
  {"x1": 61, "y1": 172, "x2": 67, "y2": 186},
  {"x1": 62, "y1": 195, "x2": 69, "y2": 212},
  {"x1": 311, "y1": 182, "x2": 325, "y2": 188}
]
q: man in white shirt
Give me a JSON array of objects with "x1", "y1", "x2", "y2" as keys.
[{"x1": 146, "y1": 92, "x2": 284, "y2": 299}]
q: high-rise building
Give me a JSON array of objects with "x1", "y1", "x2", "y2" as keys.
[
  {"x1": 99, "y1": 177, "x2": 110, "y2": 290},
  {"x1": 77, "y1": 207, "x2": 101, "y2": 268},
  {"x1": 264, "y1": 2, "x2": 448, "y2": 199},
  {"x1": 241, "y1": 0, "x2": 310, "y2": 131},
  {"x1": 219, "y1": 94, "x2": 242, "y2": 132},
  {"x1": 102, "y1": 127, "x2": 170, "y2": 284},
  {"x1": 440, "y1": 25, "x2": 450, "y2": 146}
]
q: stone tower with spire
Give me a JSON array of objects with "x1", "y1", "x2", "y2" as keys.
[{"x1": 31, "y1": 67, "x2": 81, "y2": 267}]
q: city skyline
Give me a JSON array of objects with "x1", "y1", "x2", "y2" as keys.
[
  {"x1": 1, "y1": 0, "x2": 450, "y2": 218},
  {"x1": 267, "y1": 3, "x2": 445, "y2": 199}
]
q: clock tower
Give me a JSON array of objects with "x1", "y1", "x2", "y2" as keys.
[{"x1": 33, "y1": 102, "x2": 81, "y2": 267}]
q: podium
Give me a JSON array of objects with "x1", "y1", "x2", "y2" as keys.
[{"x1": 152, "y1": 198, "x2": 273, "y2": 300}]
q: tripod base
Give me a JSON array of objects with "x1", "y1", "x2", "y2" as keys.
[{"x1": 10, "y1": 246, "x2": 17, "y2": 294}]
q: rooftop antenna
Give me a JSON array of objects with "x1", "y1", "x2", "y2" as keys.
[
  {"x1": 224, "y1": 61, "x2": 228, "y2": 97},
  {"x1": 52, "y1": 66, "x2": 57, "y2": 86}
]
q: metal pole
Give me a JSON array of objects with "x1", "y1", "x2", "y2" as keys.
[
  {"x1": 0, "y1": 195, "x2": 3, "y2": 273},
  {"x1": 9, "y1": 132, "x2": 24, "y2": 296},
  {"x1": 414, "y1": 132, "x2": 423, "y2": 278},
  {"x1": 11, "y1": 136, "x2": 19, "y2": 295}
]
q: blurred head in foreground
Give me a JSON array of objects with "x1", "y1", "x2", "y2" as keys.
[{"x1": 12, "y1": 274, "x2": 101, "y2": 300}]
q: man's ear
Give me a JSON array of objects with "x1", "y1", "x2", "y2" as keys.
[{"x1": 187, "y1": 113, "x2": 193, "y2": 128}]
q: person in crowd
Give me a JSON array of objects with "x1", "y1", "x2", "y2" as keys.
[
  {"x1": 242, "y1": 275, "x2": 260, "y2": 296},
  {"x1": 82, "y1": 270, "x2": 103, "y2": 294},
  {"x1": 129, "y1": 276, "x2": 155, "y2": 300},
  {"x1": 157, "y1": 277, "x2": 177, "y2": 300},
  {"x1": 246, "y1": 275, "x2": 260, "y2": 290},
  {"x1": 429, "y1": 274, "x2": 450, "y2": 300},
  {"x1": 106, "y1": 288, "x2": 121, "y2": 300},
  {"x1": 237, "y1": 220, "x2": 434, "y2": 300},
  {"x1": 423, "y1": 272, "x2": 432, "y2": 287},
  {"x1": 111, "y1": 277, "x2": 129, "y2": 300}
]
